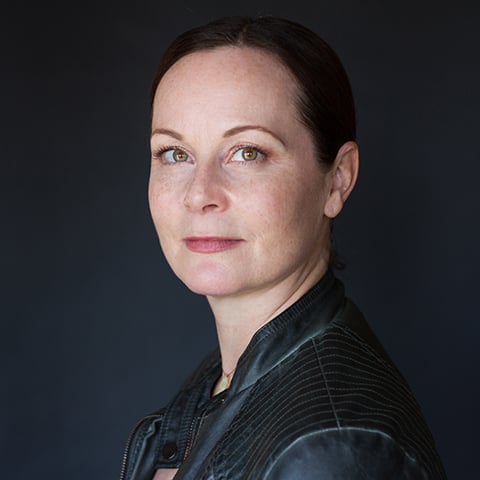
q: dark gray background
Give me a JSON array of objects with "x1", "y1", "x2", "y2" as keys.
[{"x1": 4, "y1": 1, "x2": 479, "y2": 478}]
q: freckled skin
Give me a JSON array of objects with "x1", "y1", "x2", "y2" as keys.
[{"x1": 149, "y1": 47, "x2": 334, "y2": 300}]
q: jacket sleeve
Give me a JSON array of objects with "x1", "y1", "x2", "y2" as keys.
[{"x1": 264, "y1": 428, "x2": 432, "y2": 480}]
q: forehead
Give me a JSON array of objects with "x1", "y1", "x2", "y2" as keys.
[{"x1": 152, "y1": 47, "x2": 300, "y2": 125}]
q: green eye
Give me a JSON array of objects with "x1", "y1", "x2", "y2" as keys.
[
  {"x1": 241, "y1": 147, "x2": 258, "y2": 161},
  {"x1": 232, "y1": 147, "x2": 262, "y2": 162},
  {"x1": 172, "y1": 149, "x2": 188, "y2": 162},
  {"x1": 162, "y1": 148, "x2": 189, "y2": 163}
]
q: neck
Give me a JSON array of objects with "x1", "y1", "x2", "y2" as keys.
[{"x1": 207, "y1": 262, "x2": 328, "y2": 374}]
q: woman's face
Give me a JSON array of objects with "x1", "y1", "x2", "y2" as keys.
[{"x1": 149, "y1": 47, "x2": 334, "y2": 298}]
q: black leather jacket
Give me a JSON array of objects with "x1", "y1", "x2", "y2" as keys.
[{"x1": 120, "y1": 272, "x2": 446, "y2": 479}]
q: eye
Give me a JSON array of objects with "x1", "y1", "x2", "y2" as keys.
[
  {"x1": 163, "y1": 148, "x2": 189, "y2": 163},
  {"x1": 231, "y1": 146, "x2": 263, "y2": 162}
]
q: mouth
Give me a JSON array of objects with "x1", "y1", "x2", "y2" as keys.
[{"x1": 184, "y1": 236, "x2": 244, "y2": 253}]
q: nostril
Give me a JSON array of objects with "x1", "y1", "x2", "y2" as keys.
[
  {"x1": 183, "y1": 168, "x2": 227, "y2": 212},
  {"x1": 201, "y1": 203, "x2": 220, "y2": 212}
]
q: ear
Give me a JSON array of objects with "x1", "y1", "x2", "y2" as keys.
[{"x1": 323, "y1": 141, "x2": 359, "y2": 219}]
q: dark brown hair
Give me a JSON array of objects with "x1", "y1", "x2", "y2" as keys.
[{"x1": 151, "y1": 15, "x2": 356, "y2": 168}]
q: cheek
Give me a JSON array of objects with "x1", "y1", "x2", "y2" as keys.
[
  {"x1": 243, "y1": 178, "x2": 308, "y2": 235},
  {"x1": 148, "y1": 181, "x2": 162, "y2": 225},
  {"x1": 259, "y1": 175, "x2": 326, "y2": 243},
  {"x1": 148, "y1": 176, "x2": 178, "y2": 236}
]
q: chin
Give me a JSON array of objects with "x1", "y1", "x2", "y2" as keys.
[
  {"x1": 183, "y1": 275, "x2": 240, "y2": 297},
  {"x1": 175, "y1": 262, "x2": 243, "y2": 297}
]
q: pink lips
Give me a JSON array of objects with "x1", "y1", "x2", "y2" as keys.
[{"x1": 184, "y1": 237, "x2": 244, "y2": 253}]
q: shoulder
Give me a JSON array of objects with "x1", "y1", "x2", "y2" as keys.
[
  {"x1": 264, "y1": 428, "x2": 436, "y2": 479},
  {"x1": 225, "y1": 301, "x2": 445, "y2": 478}
]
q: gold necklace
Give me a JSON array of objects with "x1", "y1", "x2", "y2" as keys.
[{"x1": 212, "y1": 369, "x2": 235, "y2": 396}]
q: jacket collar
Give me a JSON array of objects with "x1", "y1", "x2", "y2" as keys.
[{"x1": 228, "y1": 270, "x2": 345, "y2": 396}]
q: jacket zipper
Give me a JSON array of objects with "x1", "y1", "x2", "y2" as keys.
[
  {"x1": 183, "y1": 391, "x2": 226, "y2": 461},
  {"x1": 183, "y1": 416, "x2": 198, "y2": 460},
  {"x1": 119, "y1": 413, "x2": 163, "y2": 480},
  {"x1": 183, "y1": 411, "x2": 208, "y2": 460}
]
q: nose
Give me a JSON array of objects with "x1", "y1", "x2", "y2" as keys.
[{"x1": 183, "y1": 162, "x2": 229, "y2": 213}]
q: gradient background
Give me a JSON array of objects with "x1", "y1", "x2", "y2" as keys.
[{"x1": 4, "y1": 1, "x2": 479, "y2": 478}]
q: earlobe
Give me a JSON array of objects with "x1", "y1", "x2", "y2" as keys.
[{"x1": 323, "y1": 141, "x2": 359, "y2": 218}]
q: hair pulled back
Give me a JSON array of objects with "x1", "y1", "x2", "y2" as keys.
[{"x1": 151, "y1": 16, "x2": 356, "y2": 167}]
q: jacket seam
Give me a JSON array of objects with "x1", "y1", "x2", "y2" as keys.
[
  {"x1": 313, "y1": 338, "x2": 340, "y2": 429},
  {"x1": 264, "y1": 427, "x2": 425, "y2": 478}
]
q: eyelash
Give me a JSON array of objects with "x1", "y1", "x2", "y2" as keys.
[
  {"x1": 152, "y1": 144, "x2": 269, "y2": 164},
  {"x1": 152, "y1": 145, "x2": 187, "y2": 164}
]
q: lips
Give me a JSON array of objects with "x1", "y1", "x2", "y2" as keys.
[{"x1": 184, "y1": 237, "x2": 244, "y2": 253}]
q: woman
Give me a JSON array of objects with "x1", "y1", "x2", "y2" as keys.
[{"x1": 121, "y1": 16, "x2": 446, "y2": 480}]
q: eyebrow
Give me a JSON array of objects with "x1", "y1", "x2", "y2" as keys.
[
  {"x1": 223, "y1": 125, "x2": 286, "y2": 147},
  {"x1": 151, "y1": 125, "x2": 286, "y2": 147},
  {"x1": 151, "y1": 128, "x2": 184, "y2": 140}
]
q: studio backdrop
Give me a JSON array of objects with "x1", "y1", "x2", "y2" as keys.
[{"x1": 4, "y1": 1, "x2": 479, "y2": 479}]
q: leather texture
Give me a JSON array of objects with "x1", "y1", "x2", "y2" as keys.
[{"x1": 120, "y1": 272, "x2": 446, "y2": 479}]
